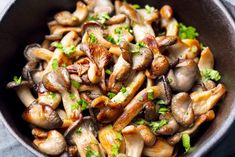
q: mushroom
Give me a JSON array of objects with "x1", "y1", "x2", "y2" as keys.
[
  {"x1": 91, "y1": 96, "x2": 123, "y2": 123},
  {"x1": 136, "y1": 125, "x2": 156, "y2": 146},
  {"x1": 167, "y1": 59, "x2": 199, "y2": 92},
  {"x1": 98, "y1": 125, "x2": 125, "y2": 157},
  {"x1": 32, "y1": 128, "x2": 66, "y2": 156},
  {"x1": 64, "y1": 117, "x2": 105, "y2": 157},
  {"x1": 171, "y1": 92, "x2": 194, "y2": 127},
  {"x1": 42, "y1": 67, "x2": 81, "y2": 120},
  {"x1": 191, "y1": 83, "x2": 226, "y2": 115},
  {"x1": 93, "y1": 0, "x2": 114, "y2": 14},
  {"x1": 106, "y1": 14, "x2": 126, "y2": 25},
  {"x1": 108, "y1": 49, "x2": 131, "y2": 90},
  {"x1": 143, "y1": 101, "x2": 158, "y2": 121},
  {"x1": 115, "y1": 1, "x2": 143, "y2": 24},
  {"x1": 79, "y1": 84, "x2": 102, "y2": 99},
  {"x1": 198, "y1": 47, "x2": 214, "y2": 71},
  {"x1": 7, "y1": 81, "x2": 63, "y2": 129},
  {"x1": 160, "y1": 5, "x2": 178, "y2": 36},
  {"x1": 143, "y1": 137, "x2": 174, "y2": 157},
  {"x1": 82, "y1": 21, "x2": 113, "y2": 48},
  {"x1": 111, "y1": 71, "x2": 146, "y2": 107},
  {"x1": 113, "y1": 79, "x2": 171, "y2": 131},
  {"x1": 122, "y1": 125, "x2": 144, "y2": 157},
  {"x1": 73, "y1": 1, "x2": 89, "y2": 23},
  {"x1": 156, "y1": 112, "x2": 179, "y2": 135}
]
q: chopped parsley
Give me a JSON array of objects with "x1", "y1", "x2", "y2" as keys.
[
  {"x1": 121, "y1": 86, "x2": 127, "y2": 93},
  {"x1": 132, "y1": 4, "x2": 141, "y2": 9},
  {"x1": 137, "y1": 96, "x2": 144, "y2": 101},
  {"x1": 51, "y1": 42, "x2": 76, "y2": 57},
  {"x1": 48, "y1": 92, "x2": 56, "y2": 99},
  {"x1": 134, "y1": 118, "x2": 146, "y2": 125},
  {"x1": 131, "y1": 42, "x2": 145, "y2": 54},
  {"x1": 116, "y1": 132, "x2": 122, "y2": 141},
  {"x1": 106, "y1": 35, "x2": 116, "y2": 44},
  {"x1": 182, "y1": 133, "x2": 191, "y2": 152},
  {"x1": 13, "y1": 76, "x2": 22, "y2": 85},
  {"x1": 201, "y1": 68, "x2": 221, "y2": 82},
  {"x1": 71, "y1": 80, "x2": 81, "y2": 89},
  {"x1": 147, "y1": 89, "x2": 154, "y2": 100},
  {"x1": 105, "y1": 69, "x2": 112, "y2": 75},
  {"x1": 71, "y1": 103, "x2": 79, "y2": 110},
  {"x1": 114, "y1": 25, "x2": 133, "y2": 34},
  {"x1": 69, "y1": 93, "x2": 76, "y2": 100},
  {"x1": 111, "y1": 144, "x2": 120, "y2": 156},
  {"x1": 156, "y1": 99, "x2": 167, "y2": 105},
  {"x1": 145, "y1": 5, "x2": 155, "y2": 14},
  {"x1": 88, "y1": 13, "x2": 110, "y2": 24},
  {"x1": 78, "y1": 99, "x2": 88, "y2": 111},
  {"x1": 158, "y1": 106, "x2": 169, "y2": 114},
  {"x1": 108, "y1": 92, "x2": 116, "y2": 99},
  {"x1": 178, "y1": 23, "x2": 199, "y2": 39},
  {"x1": 149, "y1": 120, "x2": 168, "y2": 133},
  {"x1": 75, "y1": 127, "x2": 82, "y2": 135},
  {"x1": 52, "y1": 58, "x2": 59, "y2": 70},
  {"x1": 88, "y1": 33, "x2": 97, "y2": 44},
  {"x1": 86, "y1": 146, "x2": 101, "y2": 157}
]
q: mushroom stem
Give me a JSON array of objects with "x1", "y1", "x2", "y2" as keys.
[{"x1": 16, "y1": 86, "x2": 35, "y2": 107}]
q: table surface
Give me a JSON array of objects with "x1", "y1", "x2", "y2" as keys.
[{"x1": 1, "y1": 0, "x2": 235, "y2": 157}]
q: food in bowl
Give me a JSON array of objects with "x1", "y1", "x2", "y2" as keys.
[{"x1": 6, "y1": 0, "x2": 226, "y2": 156}]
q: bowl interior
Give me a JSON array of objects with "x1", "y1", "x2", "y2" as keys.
[{"x1": 0, "y1": 0, "x2": 235, "y2": 157}]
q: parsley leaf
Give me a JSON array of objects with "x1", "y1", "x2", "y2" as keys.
[
  {"x1": 78, "y1": 99, "x2": 88, "y2": 111},
  {"x1": 178, "y1": 23, "x2": 199, "y2": 39},
  {"x1": 134, "y1": 118, "x2": 146, "y2": 125},
  {"x1": 71, "y1": 103, "x2": 79, "y2": 110},
  {"x1": 71, "y1": 80, "x2": 81, "y2": 89},
  {"x1": 105, "y1": 69, "x2": 112, "y2": 75},
  {"x1": 99, "y1": 13, "x2": 111, "y2": 24},
  {"x1": 75, "y1": 127, "x2": 82, "y2": 135},
  {"x1": 147, "y1": 89, "x2": 154, "y2": 100},
  {"x1": 158, "y1": 106, "x2": 169, "y2": 114},
  {"x1": 89, "y1": 33, "x2": 97, "y2": 44},
  {"x1": 149, "y1": 120, "x2": 168, "y2": 132},
  {"x1": 132, "y1": 4, "x2": 141, "y2": 9},
  {"x1": 111, "y1": 144, "x2": 120, "y2": 157},
  {"x1": 88, "y1": 15, "x2": 99, "y2": 21},
  {"x1": 156, "y1": 99, "x2": 167, "y2": 105},
  {"x1": 201, "y1": 69, "x2": 221, "y2": 82},
  {"x1": 145, "y1": 5, "x2": 155, "y2": 14},
  {"x1": 86, "y1": 146, "x2": 101, "y2": 157},
  {"x1": 51, "y1": 42, "x2": 76, "y2": 57},
  {"x1": 182, "y1": 133, "x2": 191, "y2": 152},
  {"x1": 121, "y1": 86, "x2": 127, "y2": 93},
  {"x1": 69, "y1": 93, "x2": 76, "y2": 100},
  {"x1": 13, "y1": 76, "x2": 22, "y2": 85},
  {"x1": 137, "y1": 96, "x2": 144, "y2": 101},
  {"x1": 106, "y1": 35, "x2": 116, "y2": 44},
  {"x1": 52, "y1": 58, "x2": 59, "y2": 70},
  {"x1": 108, "y1": 92, "x2": 116, "y2": 99},
  {"x1": 48, "y1": 92, "x2": 56, "y2": 99},
  {"x1": 116, "y1": 132, "x2": 122, "y2": 141}
]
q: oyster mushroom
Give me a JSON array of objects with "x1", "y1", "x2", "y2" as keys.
[
  {"x1": 106, "y1": 14, "x2": 126, "y2": 25},
  {"x1": 82, "y1": 21, "x2": 113, "y2": 48},
  {"x1": 43, "y1": 67, "x2": 81, "y2": 120},
  {"x1": 143, "y1": 101, "x2": 158, "y2": 121},
  {"x1": 157, "y1": 112, "x2": 179, "y2": 135},
  {"x1": 113, "y1": 79, "x2": 171, "y2": 131},
  {"x1": 171, "y1": 92, "x2": 194, "y2": 127},
  {"x1": 64, "y1": 117, "x2": 105, "y2": 157},
  {"x1": 122, "y1": 125, "x2": 144, "y2": 157},
  {"x1": 98, "y1": 125, "x2": 125, "y2": 157},
  {"x1": 136, "y1": 125, "x2": 156, "y2": 146},
  {"x1": 191, "y1": 83, "x2": 226, "y2": 115},
  {"x1": 86, "y1": 0, "x2": 114, "y2": 14},
  {"x1": 79, "y1": 84, "x2": 102, "y2": 99},
  {"x1": 91, "y1": 96, "x2": 122, "y2": 123},
  {"x1": 7, "y1": 81, "x2": 62, "y2": 129},
  {"x1": 198, "y1": 47, "x2": 214, "y2": 71},
  {"x1": 32, "y1": 128, "x2": 66, "y2": 156},
  {"x1": 143, "y1": 137, "x2": 174, "y2": 157},
  {"x1": 167, "y1": 59, "x2": 199, "y2": 92}
]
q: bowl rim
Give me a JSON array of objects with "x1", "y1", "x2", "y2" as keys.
[{"x1": 0, "y1": 0, "x2": 235, "y2": 157}]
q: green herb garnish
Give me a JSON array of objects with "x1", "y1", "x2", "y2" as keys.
[
  {"x1": 156, "y1": 99, "x2": 167, "y2": 105},
  {"x1": 108, "y1": 92, "x2": 116, "y2": 99},
  {"x1": 134, "y1": 118, "x2": 146, "y2": 125},
  {"x1": 111, "y1": 144, "x2": 120, "y2": 157},
  {"x1": 105, "y1": 69, "x2": 112, "y2": 75},
  {"x1": 147, "y1": 89, "x2": 154, "y2": 100},
  {"x1": 52, "y1": 58, "x2": 59, "y2": 70},
  {"x1": 99, "y1": 13, "x2": 111, "y2": 24},
  {"x1": 132, "y1": 4, "x2": 141, "y2": 9},
  {"x1": 149, "y1": 120, "x2": 168, "y2": 132},
  {"x1": 51, "y1": 42, "x2": 76, "y2": 56},
  {"x1": 158, "y1": 107, "x2": 169, "y2": 114},
  {"x1": 106, "y1": 35, "x2": 116, "y2": 44},
  {"x1": 137, "y1": 96, "x2": 144, "y2": 101},
  {"x1": 71, "y1": 103, "x2": 79, "y2": 110},
  {"x1": 77, "y1": 99, "x2": 88, "y2": 111},
  {"x1": 182, "y1": 133, "x2": 191, "y2": 152},
  {"x1": 201, "y1": 68, "x2": 221, "y2": 82},
  {"x1": 116, "y1": 132, "x2": 122, "y2": 141},
  {"x1": 145, "y1": 5, "x2": 155, "y2": 14},
  {"x1": 86, "y1": 146, "x2": 101, "y2": 157},
  {"x1": 48, "y1": 92, "x2": 56, "y2": 99},
  {"x1": 69, "y1": 93, "x2": 76, "y2": 100},
  {"x1": 178, "y1": 23, "x2": 199, "y2": 39},
  {"x1": 89, "y1": 33, "x2": 97, "y2": 44},
  {"x1": 71, "y1": 80, "x2": 81, "y2": 89},
  {"x1": 121, "y1": 86, "x2": 127, "y2": 93},
  {"x1": 13, "y1": 76, "x2": 22, "y2": 85},
  {"x1": 75, "y1": 127, "x2": 82, "y2": 135}
]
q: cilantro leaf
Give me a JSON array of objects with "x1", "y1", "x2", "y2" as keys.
[
  {"x1": 201, "y1": 68, "x2": 221, "y2": 82},
  {"x1": 182, "y1": 133, "x2": 191, "y2": 152},
  {"x1": 178, "y1": 23, "x2": 199, "y2": 39},
  {"x1": 13, "y1": 76, "x2": 22, "y2": 85}
]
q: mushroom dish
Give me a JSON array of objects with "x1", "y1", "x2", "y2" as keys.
[{"x1": 6, "y1": 1, "x2": 226, "y2": 156}]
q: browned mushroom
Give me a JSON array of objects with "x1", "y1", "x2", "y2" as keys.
[
  {"x1": 32, "y1": 128, "x2": 66, "y2": 155},
  {"x1": 171, "y1": 92, "x2": 194, "y2": 127},
  {"x1": 167, "y1": 59, "x2": 199, "y2": 92},
  {"x1": 136, "y1": 125, "x2": 156, "y2": 146},
  {"x1": 198, "y1": 47, "x2": 214, "y2": 71}
]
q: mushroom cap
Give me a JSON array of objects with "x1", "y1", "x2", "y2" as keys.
[
  {"x1": 157, "y1": 112, "x2": 179, "y2": 135},
  {"x1": 54, "y1": 11, "x2": 79, "y2": 26},
  {"x1": 22, "y1": 102, "x2": 63, "y2": 129},
  {"x1": 33, "y1": 129, "x2": 66, "y2": 155}
]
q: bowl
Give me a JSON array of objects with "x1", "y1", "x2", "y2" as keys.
[{"x1": 0, "y1": 0, "x2": 235, "y2": 156}]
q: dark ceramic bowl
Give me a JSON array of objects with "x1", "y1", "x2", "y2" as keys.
[{"x1": 0, "y1": 0, "x2": 235, "y2": 156}]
